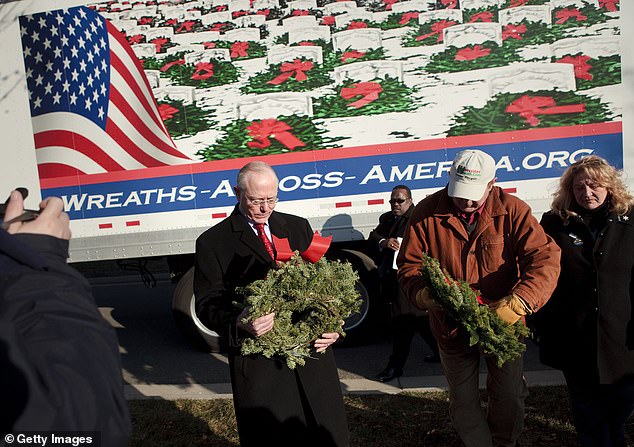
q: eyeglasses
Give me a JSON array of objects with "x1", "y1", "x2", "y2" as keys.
[
  {"x1": 389, "y1": 198, "x2": 410, "y2": 205},
  {"x1": 247, "y1": 197, "x2": 279, "y2": 207}
]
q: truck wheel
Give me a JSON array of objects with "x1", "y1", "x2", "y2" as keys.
[
  {"x1": 172, "y1": 267, "x2": 224, "y2": 352},
  {"x1": 331, "y1": 249, "x2": 383, "y2": 346}
]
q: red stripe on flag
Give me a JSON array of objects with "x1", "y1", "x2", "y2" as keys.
[
  {"x1": 105, "y1": 118, "x2": 174, "y2": 167},
  {"x1": 99, "y1": 223, "x2": 113, "y2": 229},
  {"x1": 37, "y1": 163, "x2": 87, "y2": 179},
  {"x1": 109, "y1": 86, "x2": 187, "y2": 158},
  {"x1": 36, "y1": 130, "x2": 126, "y2": 172},
  {"x1": 107, "y1": 21, "x2": 170, "y2": 136},
  {"x1": 336, "y1": 202, "x2": 352, "y2": 208}
]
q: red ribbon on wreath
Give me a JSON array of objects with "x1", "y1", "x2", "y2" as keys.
[
  {"x1": 510, "y1": 0, "x2": 529, "y2": 7},
  {"x1": 267, "y1": 59, "x2": 314, "y2": 85},
  {"x1": 340, "y1": 82, "x2": 383, "y2": 109},
  {"x1": 599, "y1": 0, "x2": 619, "y2": 12},
  {"x1": 150, "y1": 37, "x2": 169, "y2": 53},
  {"x1": 505, "y1": 95, "x2": 586, "y2": 127},
  {"x1": 455, "y1": 45, "x2": 491, "y2": 61},
  {"x1": 415, "y1": 20, "x2": 457, "y2": 42},
  {"x1": 158, "y1": 104, "x2": 179, "y2": 121},
  {"x1": 557, "y1": 55, "x2": 593, "y2": 80},
  {"x1": 246, "y1": 119, "x2": 306, "y2": 150},
  {"x1": 128, "y1": 34, "x2": 144, "y2": 44},
  {"x1": 383, "y1": 0, "x2": 397, "y2": 10},
  {"x1": 502, "y1": 24, "x2": 526, "y2": 41},
  {"x1": 191, "y1": 62, "x2": 214, "y2": 80},
  {"x1": 443, "y1": 275, "x2": 485, "y2": 305},
  {"x1": 292, "y1": 9, "x2": 309, "y2": 16},
  {"x1": 138, "y1": 17, "x2": 153, "y2": 25},
  {"x1": 399, "y1": 11, "x2": 419, "y2": 25},
  {"x1": 555, "y1": 7, "x2": 587, "y2": 24},
  {"x1": 468, "y1": 11, "x2": 494, "y2": 22},
  {"x1": 321, "y1": 15, "x2": 336, "y2": 26},
  {"x1": 348, "y1": 21, "x2": 369, "y2": 30},
  {"x1": 256, "y1": 9, "x2": 271, "y2": 17},
  {"x1": 231, "y1": 41, "x2": 249, "y2": 59},
  {"x1": 160, "y1": 59, "x2": 185, "y2": 72},
  {"x1": 175, "y1": 20, "x2": 196, "y2": 33},
  {"x1": 340, "y1": 50, "x2": 366, "y2": 63},
  {"x1": 273, "y1": 232, "x2": 332, "y2": 264},
  {"x1": 441, "y1": 0, "x2": 458, "y2": 8}
]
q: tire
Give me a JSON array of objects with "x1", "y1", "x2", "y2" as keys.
[
  {"x1": 171, "y1": 267, "x2": 225, "y2": 352},
  {"x1": 331, "y1": 249, "x2": 384, "y2": 346}
]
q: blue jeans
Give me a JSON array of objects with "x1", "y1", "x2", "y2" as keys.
[{"x1": 563, "y1": 370, "x2": 634, "y2": 447}]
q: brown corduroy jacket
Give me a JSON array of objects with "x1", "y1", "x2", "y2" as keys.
[{"x1": 397, "y1": 186, "x2": 561, "y2": 349}]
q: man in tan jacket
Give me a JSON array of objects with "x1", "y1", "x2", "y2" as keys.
[{"x1": 397, "y1": 150, "x2": 560, "y2": 447}]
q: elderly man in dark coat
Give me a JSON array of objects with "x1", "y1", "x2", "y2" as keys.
[{"x1": 194, "y1": 161, "x2": 349, "y2": 447}]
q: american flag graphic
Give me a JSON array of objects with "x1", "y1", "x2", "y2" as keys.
[{"x1": 19, "y1": 6, "x2": 190, "y2": 179}]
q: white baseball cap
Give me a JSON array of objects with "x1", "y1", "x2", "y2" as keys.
[{"x1": 448, "y1": 150, "x2": 496, "y2": 201}]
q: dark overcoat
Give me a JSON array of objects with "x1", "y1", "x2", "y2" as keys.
[
  {"x1": 533, "y1": 209, "x2": 634, "y2": 384},
  {"x1": 194, "y1": 207, "x2": 349, "y2": 447},
  {"x1": 0, "y1": 230, "x2": 131, "y2": 445},
  {"x1": 368, "y1": 206, "x2": 423, "y2": 316}
]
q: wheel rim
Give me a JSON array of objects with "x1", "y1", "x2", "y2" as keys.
[{"x1": 343, "y1": 281, "x2": 370, "y2": 331}]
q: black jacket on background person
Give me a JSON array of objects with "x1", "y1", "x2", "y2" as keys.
[
  {"x1": 532, "y1": 207, "x2": 634, "y2": 384},
  {"x1": 368, "y1": 205, "x2": 420, "y2": 316},
  {"x1": 0, "y1": 229, "x2": 131, "y2": 445}
]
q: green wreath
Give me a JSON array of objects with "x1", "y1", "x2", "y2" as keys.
[
  {"x1": 421, "y1": 254, "x2": 529, "y2": 367},
  {"x1": 236, "y1": 253, "x2": 362, "y2": 369}
]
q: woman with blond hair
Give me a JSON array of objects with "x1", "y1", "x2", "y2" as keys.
[{"x1": 532, "y1": 155, "x2": 634, "y2": 447}]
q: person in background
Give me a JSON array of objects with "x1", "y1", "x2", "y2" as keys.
[
  {"x1": 371, "y1": 185, "x2": 440, "y2": 383},
  {"x1": 0, "y1": 190, "x2": 131, "y2": 446},
  {"x1": 194, "y1": 161, "x2": 349, "y2": 447},
  {"x1": 397, "y1": 150, "x2": 561, "y2": 447},
  {"x1": 532, "y1": 155, "x2": 634, "y2": 447}
]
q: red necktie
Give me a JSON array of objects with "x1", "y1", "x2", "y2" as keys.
[{"x1": 255, "y1": 223, "x2": 275, "y2": 261}]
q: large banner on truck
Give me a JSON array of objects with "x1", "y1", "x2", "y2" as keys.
[{"x1": 16, "y1": 0, "x2": 623, "y2": 218}]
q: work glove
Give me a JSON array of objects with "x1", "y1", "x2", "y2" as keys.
[
  {"x1": 415, "y1": 287, "x2": 442, "y2": 311},
  {"x1": 490, "y1": 294, "x2": 529, "y2": 325}
]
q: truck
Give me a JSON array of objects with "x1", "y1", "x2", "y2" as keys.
[{"x1": 1, "y1": 0, "x2": 631, "y2": 350}]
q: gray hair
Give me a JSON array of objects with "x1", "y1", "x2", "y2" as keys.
[{"x1": 236, "y1": 161, "x2": 279, "y2": 190}]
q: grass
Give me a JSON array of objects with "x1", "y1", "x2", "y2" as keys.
[{"x1": 127, "y1": 385, "x2": 634, "y2": 446}]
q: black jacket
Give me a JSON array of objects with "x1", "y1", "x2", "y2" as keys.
[
  {"x1": 533, "y1": 208, "x2": 634, "y2": 384},
  {"x1": 0, "y1": 230, "x2": 131, "y2": 444},
  {"x1": 194, "y1": 207, "x2": 350, "y2": 447}
]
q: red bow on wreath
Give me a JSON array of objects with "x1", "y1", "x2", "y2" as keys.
[
  {"x1": 231, "y1": 41, "x2": 249, "y2": 59},
  {"x1": 176, "y1": 20, "x2": 196, "y2": 33},
  {"x1": 505, "y1": 95, "x2": 586, "y2": 127},
  {"x1": 556, "y1": 55, "x2": 593, "y2": 80},
  {"x1": 340, "y1": 50, "x2": 366, "y2": 63},
  {"x1": 468, "y1": 11, "x2": 493, "y2": 22},
  {"x1": 455, "y1": 45, "x2": 491, "y2": 61},
  {"x1": 158, "y1": 104, "x2": 179, "y2": 121},
  {"x1": 246, "y1": 119, "x2": 306, "y2": 150},
  {"x1": 267, "y1": 59, "x2": 314, "y2": 85},
  {"x1": 415, "y1": 20, "x2": 457, "y2": 42},
  {"x1": 273, "y1": 232, "x2": 332, "y2": 263},
  {"x1": 150, "y1": 37, "x2": 169, "y2": 53},
  {"x1": 160, "y1": 59, "x2": 185, "y2": 72},
  {"x1": 383, "y1": 0, "x2": 397, "y2": 10},
  {"x1": 599, "y1": 0, "x2": 619, "y2": 12},
  {"x1": 441, "y1": 0, "x2": 458, "y2": 8},
  {"x1": 340, "y1": 82, "x2": 383, "y2": 109},
  {"x1": 399, "y1": 11, "x2": 419, "y2": 25},
  {"x1": 555, "y1": 7, "x2": 587, "y2": 24},
  {"x1": 510, "y1": 0, "x2": 529, "y2": 7},
  {"x1": 191, "y1": 62, "x2": 214, "y2": 80},
  {"x1": 502, "y1": 24, "x2": 526, "y2": 41}
]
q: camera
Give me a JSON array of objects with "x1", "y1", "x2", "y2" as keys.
[{"x1": 0, "y1": 187, "x2": 41, "y2": 227}]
